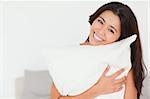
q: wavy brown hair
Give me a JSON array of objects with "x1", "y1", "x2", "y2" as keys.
[{"x1": 85, "y1": 2, "x2": 147, "y2": 99}]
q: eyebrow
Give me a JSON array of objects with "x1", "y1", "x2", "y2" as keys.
[{"x1": 98, "y1": 16, "x2": 118, "y2": 33}]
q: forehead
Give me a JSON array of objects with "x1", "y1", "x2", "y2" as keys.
[{"x1": 98, "y1": 10, "x2": 121, "y2": 32}]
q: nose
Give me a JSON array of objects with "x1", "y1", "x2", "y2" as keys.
[{"x1": 97, "y1": 26, "x2": 106, "y2": 36}]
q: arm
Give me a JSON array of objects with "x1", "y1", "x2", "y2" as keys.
[
  {"x1": 124, "y1": 70, "x2": 137, "y2": 99},
  {"x1": 51, "y1": 83, "x2": 61, "y2": 99}
]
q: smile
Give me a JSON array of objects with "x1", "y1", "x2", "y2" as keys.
[{"x1": 93, "y1": 32, "x2": 104, "y2": 41}]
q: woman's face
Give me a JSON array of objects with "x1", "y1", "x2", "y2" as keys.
[{"x1": 89, "y1": 10, "x2": 121, "y2": 45}]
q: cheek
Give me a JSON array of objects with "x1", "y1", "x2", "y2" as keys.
[
  {"x1": 106, "y1": 34, "x2": 120, "y2": 42},
  {"x1": 92, "y1": 21, "x2": 102, "y2": 30},
  {"x1": 105, "y1": 34, "x2": 115, "y2": 41}
]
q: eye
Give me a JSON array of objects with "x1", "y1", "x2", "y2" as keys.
[
  {"x1": 108, "y1": 28, "x2": 114, "y2": 34},
  {"x1": 97, "y1": 19, "x2": 103, "y2": 24}
]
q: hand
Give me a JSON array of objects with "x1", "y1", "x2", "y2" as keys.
[
  {"x1": 82, "y1": 66, "x2": 126, "y2": 98},
  {"x1": 55, "y1": 66, "x2": 126, "y2": 99}
]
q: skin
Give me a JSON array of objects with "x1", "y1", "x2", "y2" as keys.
[
  {"x1": 88, "y1": 10, "x2": 137, "y2": 98},
  {"x1": 51, "y1": 10, "x2": 137, "y2": 99},
  {"x1": 89, "y1": 10, "x2": 121, "y2": 45}
]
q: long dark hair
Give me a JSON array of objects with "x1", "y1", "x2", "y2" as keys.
[{"x1": 86, "y1": 2, "x2": 147, "y2": 99}]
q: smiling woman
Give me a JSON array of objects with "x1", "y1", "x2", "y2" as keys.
[
  {"x1": 50, "y1": 1, "x2": 147, "y2": 99},
  {"x1": 88, "y1": 10, "x2": 121, "y2": 45}
]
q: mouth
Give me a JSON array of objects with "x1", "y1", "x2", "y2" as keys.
[{"x1": 93, "y1": 32, "x2": 105, "y2": 42}]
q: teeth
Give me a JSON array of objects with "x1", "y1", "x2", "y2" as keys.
[{"x1": 94, "y1": 32, "x2": 103, "y2": 41}]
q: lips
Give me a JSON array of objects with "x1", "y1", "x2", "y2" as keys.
[{"x1": 93, "y1": 32, "x2": 104, "y2": 42}]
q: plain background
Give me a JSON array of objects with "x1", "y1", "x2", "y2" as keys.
[{"x1": 0, "y1": 0, "x2": 149, "y2": 98}]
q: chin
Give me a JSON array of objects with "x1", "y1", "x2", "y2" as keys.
[
  {"x1": 89, "y1": 41, "x2": 103, "y2": 46},
  {"x1": 89, "y1": 35, "x2": 106, "y2": 45},
  {"x1": 89, "y1": 39, "x2": 105, "y2": 46}
]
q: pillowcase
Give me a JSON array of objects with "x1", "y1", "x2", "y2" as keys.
[
  {"x1": 43, "y1": 34, "x2": 137, "y2": 99},
  {"x1": 21, "y1": 70, "x2": 52, "y2": 99}
]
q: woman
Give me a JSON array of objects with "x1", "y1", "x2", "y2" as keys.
[{"x1": 51, "y1": 1, "x2": 147, "y2": 99}]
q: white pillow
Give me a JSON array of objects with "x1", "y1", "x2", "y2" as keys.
[{"x1": 43, "y1": 34, "x2": 137, "y2": 99}]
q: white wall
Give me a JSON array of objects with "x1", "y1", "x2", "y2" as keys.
[
  {"x1": 0, "y1": 1, "x2": 149, "y2": 98},
  {"x1": 0, "y1": 1, "x2": 4, "y2": 97}
]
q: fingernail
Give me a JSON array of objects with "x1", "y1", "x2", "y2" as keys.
[
  {"x1": 123, "y1": 77, "x2": 125, "y2": 80},
  {"x1": 121, "y1": 86, "x2": 123, "y2": 89},
  {"x1": 121, "y1": 68, "x2": 125, "y2": 71},
  {"x1": 124, "y1": 76, "x2": 127, "y2": 79},
  {"x1": 124, "y1": 80, "x2": 127, "y2": 83}
]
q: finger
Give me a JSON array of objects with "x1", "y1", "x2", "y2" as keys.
[
  {"x1": 113, "y1": 76, "x2": 126, "y2": 84},
  {"x1": 114, "y1": 83, "x2": 124, "y2": 90},
  {"x1": 97, "y1": 66, "x2": 110, "y2": 82},
  {"x1": 114, "y1": 86, "x2": 123, "y2": 92},
  {"x1": 102, "y1": 66, "x2": 110, "y2": 77},
  {"x1": 110, "y1": 68, "x2": 125, "y2": 79},
  {"x1": 115, "y1": 82, "x2": 124, "y2": 87}
]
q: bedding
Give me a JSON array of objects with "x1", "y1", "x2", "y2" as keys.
[
  {"x1": 43, "y1": 34, "x2": 137, "y2": 99},
  {"x1": 21, "y1": 70, "x2": 52, "y2": 99}
]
